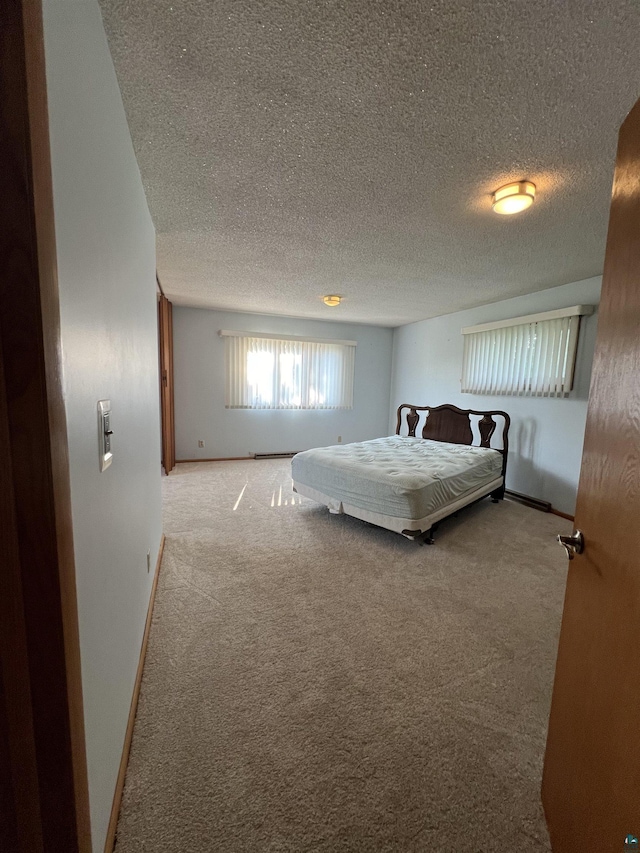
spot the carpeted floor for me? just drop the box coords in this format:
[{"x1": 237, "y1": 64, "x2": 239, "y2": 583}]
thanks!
[{"x1": 114, "y1": 459, "x2": 570, "y2": 853}]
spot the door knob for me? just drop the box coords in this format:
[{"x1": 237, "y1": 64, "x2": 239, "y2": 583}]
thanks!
[{"x1": 557, "y1": 530, "x2": 584, "y2": 560}]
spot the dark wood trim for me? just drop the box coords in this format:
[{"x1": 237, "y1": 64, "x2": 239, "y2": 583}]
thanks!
[
  {"x1": 0, "y1": 0, "x2": 92, "y2": 849},
  {"x1": 104, "y1": 535, "x2": 165, "y2": 853},
  {"x1": 158, "y1": 295, "x2": 176, "y2": 474},
  {"x1": 0, "y1": 309, "x2": 42, "y2": 852},
  {"x1": 551, "y1": 507, "x2": 575, "y2": 522},
  {"x1": 26, "y1": 0, "x2": 92, "y2": 842},
  {"x1": 169, "y1": 301, "x2": 175, "y2": 466}
]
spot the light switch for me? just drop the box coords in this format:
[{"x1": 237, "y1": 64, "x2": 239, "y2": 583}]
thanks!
[{"x1": 98, "y1": 400, "x2": 113, "y2": 472}]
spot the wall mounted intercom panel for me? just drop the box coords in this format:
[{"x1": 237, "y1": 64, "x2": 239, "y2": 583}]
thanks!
[{"x1": 98, "y1": 400, "x2": 113, "y2": 472}]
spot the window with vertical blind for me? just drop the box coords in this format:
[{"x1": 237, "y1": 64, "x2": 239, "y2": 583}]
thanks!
[
  {"x1": 221, "y1": 330, "x2": 356, "y2": 409},
  {"x1": 461, "y1": 305, "x2": 594, "y2": 397}
]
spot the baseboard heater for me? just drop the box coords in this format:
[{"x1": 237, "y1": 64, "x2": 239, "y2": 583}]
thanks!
[
  {"x1": 504, "y1": 489, "x2": 551, "y2": 513},
  {"x1": 252, "y1": 451, "x2": 300, "y2": 459}
]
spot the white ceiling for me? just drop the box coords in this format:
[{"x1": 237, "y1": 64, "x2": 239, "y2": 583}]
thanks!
[{"x1": 99, "y1": 0, "x2": 640, "y2": 327}]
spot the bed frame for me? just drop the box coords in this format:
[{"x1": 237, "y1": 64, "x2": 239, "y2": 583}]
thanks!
[
  {"x1": 293, "y1": 403, "x2": 511, "y2": 544},
  {"x1": 394, "y1": 403, "x2": 510, "y2": 541}
]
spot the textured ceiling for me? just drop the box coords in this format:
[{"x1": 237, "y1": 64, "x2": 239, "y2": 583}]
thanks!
[{"x1": 99, "y1": 0, "x2": 640, "y2": 327}]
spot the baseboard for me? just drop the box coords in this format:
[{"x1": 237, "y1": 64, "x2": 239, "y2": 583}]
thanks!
[
  {"x1": 104, "y1": 534, "x2": 165, "y2": 853},
  {"x1": 176, "y1": 456, "x2": 253, "y2": 463},
  {"x1": 505, "y1": 489, "x2": 575, "y2": 522},
  {"x1": 505, "y1": 489, "x2": 551, "y2": 513},
  {"x1": 176, "y1": 455, "x2": 299, "y2": 463},
  {"x1": 550, "y1": 507, "x2": 575, "y2": 522},
  {"x1": 252, "y1": 451, "x2": 299, "y2": 459}
]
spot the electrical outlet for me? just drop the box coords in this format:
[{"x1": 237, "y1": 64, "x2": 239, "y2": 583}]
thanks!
[
  {"x1": 198, "y1": 440, "x2": 205, "y2": 448},
  {"x1": 146, "y1": 549, "x2": 151, "y2": 573},
  {"x1": 337, "y1": 435, "x2": 342, "y2": 443}
]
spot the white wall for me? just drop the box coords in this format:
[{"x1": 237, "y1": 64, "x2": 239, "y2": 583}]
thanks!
[
  {"x1": 390, "y1": 277, "x2": 601, "y2": 515},
  {"x1": 173, "y1": 307, "x2": 394, "y2": 459},
  {"x1": 43, "y1": 1, "x2": 163, "y2": 849}
]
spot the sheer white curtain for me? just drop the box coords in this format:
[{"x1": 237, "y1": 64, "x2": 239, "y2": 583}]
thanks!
[
  {"x1": 224, "y1": 333, "x2": 355, "y2": 409},
  {"x1": 461, "y1": 315, "x2": 581, "y2": 397}
]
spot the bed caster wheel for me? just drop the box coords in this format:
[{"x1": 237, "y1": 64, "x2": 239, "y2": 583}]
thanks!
[
  {"x1": 424, "y1": 536, "x2": 434, "y2": 545},
  {"x1": 491, "y1": 498, "x2": 499, "y2": 503}
]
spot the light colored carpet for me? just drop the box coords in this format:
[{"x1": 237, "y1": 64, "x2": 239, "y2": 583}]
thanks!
[{"x1": 114, "y1": 459, "x2": 570, "y2": 852}]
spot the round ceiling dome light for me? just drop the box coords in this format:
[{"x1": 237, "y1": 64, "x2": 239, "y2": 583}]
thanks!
[
  {"x1": 492, "y1": 181, "x2": 536, "y2": 215},
  {"x1": 323, "y1": 295, "x2": 342, "y2": 307}
]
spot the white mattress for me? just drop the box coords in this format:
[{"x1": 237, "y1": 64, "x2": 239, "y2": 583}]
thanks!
[{"x1": 291, "y1": 436, "x2": 503, "y2": 521}]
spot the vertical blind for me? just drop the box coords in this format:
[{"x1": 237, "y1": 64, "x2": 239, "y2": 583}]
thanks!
[
  {"x1": 461, "y1": 309, "x2": 591, "y2": 397},
  {"x1": 222, "y1": 332, "x2": 356, "y2": 409}
]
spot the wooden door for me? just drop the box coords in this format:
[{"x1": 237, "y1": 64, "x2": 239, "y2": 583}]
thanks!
[
  {"x1": 542, "y1": 98, "x2": 640, "y2": 851},
  {"x1": 158, "y1": 294, "x2": 176, "y2": 473},
  {"x1": 0, "y1": 0, "x2": 91, "y2": 849}
]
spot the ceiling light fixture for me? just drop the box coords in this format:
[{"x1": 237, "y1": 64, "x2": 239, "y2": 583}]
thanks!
[
  {"x1": 492, "y1": 181, "x2": 536, "y2": 215},
  {"x1": 323, "y1": 295, "x2": 342, "y2": 307}
]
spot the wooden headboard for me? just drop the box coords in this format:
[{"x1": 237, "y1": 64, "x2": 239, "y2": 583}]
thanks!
[{"x1": 395, "y1": 403, "x2": 511, "y2": 479}]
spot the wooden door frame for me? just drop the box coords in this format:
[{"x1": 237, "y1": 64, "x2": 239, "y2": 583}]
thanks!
[
  {"x1": 158, "y1": 292, "x2": 175, "y2": 474},
  {"x1": 0, "y1": 0, "x2": 91, "y2": 849}
]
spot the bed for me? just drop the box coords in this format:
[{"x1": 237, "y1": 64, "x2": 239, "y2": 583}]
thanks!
[{"x1": 291, "y1": 403, "x2": 510, "y2": 542}]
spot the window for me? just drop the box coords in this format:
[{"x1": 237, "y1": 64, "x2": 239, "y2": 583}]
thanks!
[
  {"x1": 221, "y1": 330, "x2": 356, "y2": 409},
  {"x1": 461, "y1": 305, "x2": 594, "y2": 397}
]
